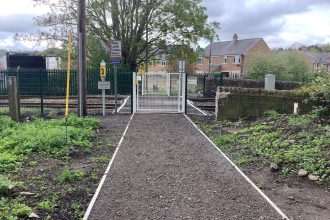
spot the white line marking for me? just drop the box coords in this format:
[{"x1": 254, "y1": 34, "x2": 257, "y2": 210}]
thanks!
[
  {"x1": 83, "y1": 113, "x2": 135, "y2": 220},
  {"x1": 187, "y1": 100, "x2": 209, "y2": 116},
  {"x1": 116, "y1": 96, "x2": 130, "y2": 113},
  {"x1": 183, "y1": 114, "x2": 289, "y2": 220}
]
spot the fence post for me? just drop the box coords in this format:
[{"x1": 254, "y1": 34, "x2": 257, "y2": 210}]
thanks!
[
  {"x1": 203, "y1": 75, "x2": 206, "y2": 97},
  {"x1": 7, "y1": 76, "x2": 20, "y2": 122},
  {"x1": 39, "y1": 69, "x2": 44, "y2": 116}
]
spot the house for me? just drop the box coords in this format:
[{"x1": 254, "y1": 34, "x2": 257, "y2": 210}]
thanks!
[
  {"x1": 195, "y1": 34, "x2": 270, "y2": 77},
  {"x1": 300, "y1": 51, "x2": 330, "y2": 73}
]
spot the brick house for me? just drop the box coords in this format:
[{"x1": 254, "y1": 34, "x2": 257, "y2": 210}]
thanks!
[
  {"x1": 300, "y1": 51, "x2": 330, "y2": 73},
  {"x1": 195, "y1": 34, "x2": 270, "y2": 77}
]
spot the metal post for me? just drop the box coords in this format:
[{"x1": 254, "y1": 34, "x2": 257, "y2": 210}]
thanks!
[
  {"x1": 39, "y1": 69, "x2": 44, "y2": 116},
  {"x1": 7, "y1": 76, "x2": 20, "y2": 122},
  {"x1": 185, "y1": 73, "x2": 188, "y2": 114},
  {"x1": 178, "y1": 73, "x2": 181, "y2": 112},
  {"x1": 203, "y1": 75, "x2": 206, "y2": 97},
  {"x1": 78, "y1": 0, "x2": 87, "y2": 117},
  {"x1": 133, "y1": 72, "x2": 137, "y2": 113},
  {"x1": 114, "y1": 64, "x2": 118, "y2": 114},
  {"x1": 182, "y1": 73, "x2": 186, "y2": 113},
  {"x1": 102, "y1": 89, "x2": 105, "y2": 116}
]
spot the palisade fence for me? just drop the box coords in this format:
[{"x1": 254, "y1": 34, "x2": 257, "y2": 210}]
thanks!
[
  {"x1": 0, "y1": 67, "x2": 133, "y2": 96},
  {"x1": 0, "y1": 67, "x2": 133, "y2": 116}
]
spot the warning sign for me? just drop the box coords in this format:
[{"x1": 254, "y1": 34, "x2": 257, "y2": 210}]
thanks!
[{"x1": 110, "y1": 40, "x2": 122, "y2": 58}]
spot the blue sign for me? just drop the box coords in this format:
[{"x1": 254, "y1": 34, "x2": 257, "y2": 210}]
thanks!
[{"x1": 111, "y1": 58, "x2": 121, "y2": 64}]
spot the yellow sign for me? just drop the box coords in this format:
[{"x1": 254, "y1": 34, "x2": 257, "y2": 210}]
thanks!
[
  {"x1": 138, "y1": 64, "x2": 146, "y2": 75},
  {"x1": 100, "y1": 60, "x2": 106, "y2": 78}
]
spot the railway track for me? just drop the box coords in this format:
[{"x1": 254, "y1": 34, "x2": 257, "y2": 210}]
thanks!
[{"x1": 0, "y1": 102, "x2": 120, "y2": 109}]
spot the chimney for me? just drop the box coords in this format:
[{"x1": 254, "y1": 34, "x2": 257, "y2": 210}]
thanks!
[{"x1": 233, "y1": 33, "x2": 238, "y2": 42}]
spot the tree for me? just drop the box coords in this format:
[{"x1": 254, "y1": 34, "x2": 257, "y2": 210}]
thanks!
[
  {"x1": 245, "y1": 51, "x2": 312, "y2": 82},
  {"x1": 25, "y1": 0, "x2": 216, "y2": 69}
]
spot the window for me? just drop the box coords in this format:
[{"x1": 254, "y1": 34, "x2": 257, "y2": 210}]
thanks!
[
  {"x1": 234, "y1": 55, "x2": 241, "y2": 64},
  {"x1": 198, "y1": 57, "x2": 203, "y2": 65},
  {"x1": 160, "y1": 60, "x2": 166, "y2": 66},
  {"x1": 222, "y1": 56, "x2": 227, "y2": 64}
]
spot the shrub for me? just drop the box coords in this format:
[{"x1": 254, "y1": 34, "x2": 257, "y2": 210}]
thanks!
[{"x1": 297, "y1": 73, "x2": 330, "y2": 117}]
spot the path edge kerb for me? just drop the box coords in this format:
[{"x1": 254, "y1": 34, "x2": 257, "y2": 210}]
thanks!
[
  {"x1": 83, "y1": 113, "x2": 135, "y2": 220},
  {"x1": 183, "y1": 114, "x2": 289, "y2": 220}
]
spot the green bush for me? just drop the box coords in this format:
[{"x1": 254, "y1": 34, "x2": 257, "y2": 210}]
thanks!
[
  {"x1": 245, "y1": 51, "x2": 312, "y2": 82},
  {"x1": 297, "y1": 73, "x2": 330, "y2": 117}
]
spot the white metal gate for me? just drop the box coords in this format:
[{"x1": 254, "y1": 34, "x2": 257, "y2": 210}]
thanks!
[{"x1": 133, "y1": 72, "x2": 186, "y2": 113}]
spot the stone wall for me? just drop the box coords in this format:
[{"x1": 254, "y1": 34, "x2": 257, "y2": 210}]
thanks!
[
  {"x1": 216, "y1": 87, "x2": 312, "y2": 121},
  {"x1": 187, "y1": 76, "x2": 303, "y2": 97}
]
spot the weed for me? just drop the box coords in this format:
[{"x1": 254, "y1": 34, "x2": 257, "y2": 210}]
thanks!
[
  {"x1": 58, "y1": 167, "x2": 85, "y2": 183},
  {"x1": 71, "y1": 202, "x2": 83, "y2": 219},
  {"x1": 234, "y1": 156, "x2": 254, "y2": 165},
  {"x1": 91, "y1": 156, "x2": 111, "y2": 164},
  {"x1": 256, "y1": 181, "x2": 265, "y2": 189},
  {"x1": 37, "y1": 198, "x2": 57, "y2": 212},
  {"x1": 0, "y1": 115, "x2": 100, "y2": 173},
  {"x1": 12, "y1": 203, "x2": 32, "y2": 217},
  {"x1": 288, "y1": 115, "x2": 313, "y2": 126},
  {"x1": 0, "y1": 175, "x2": 16, "y2": 195},
  {"x1": 264, "y1": 109, "x2": 280, "y2": 117}
]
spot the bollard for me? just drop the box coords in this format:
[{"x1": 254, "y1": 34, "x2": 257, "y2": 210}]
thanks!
[{"x1": 7, "y1": 76, "x2": 20, "y2": 122}]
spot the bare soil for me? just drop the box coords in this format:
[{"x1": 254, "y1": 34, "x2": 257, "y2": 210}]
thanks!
[
  {"x1": 10, "y1": 114, "x2": 131, "y2": 219},
  {"x1": 190, "y1": 114, "x2": 330, "y2": 220}
]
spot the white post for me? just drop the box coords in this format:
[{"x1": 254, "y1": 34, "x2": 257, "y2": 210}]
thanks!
[
  {"x1": 133, "y1": 72, "x2": 137, "y2": 113},
  {"x1": 178, "y1": 73, "x2": 181, "y2": 112},
  {"x1": 142, "y1": 74, "x2": 145, "y2": 95},
  {"x1": 102, "y1": 89, "x2": 105, "y2": 116},
  {"x1": 181, "y1": 73, "x2": 186, "y2": 113},
  {"x1": 167, "y1": 73, "x2": 170, "y2": 96}
]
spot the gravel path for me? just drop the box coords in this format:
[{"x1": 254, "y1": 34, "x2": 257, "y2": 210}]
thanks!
[{"x1": 87, "y1": 114, "x2": 284, "y2": 219}]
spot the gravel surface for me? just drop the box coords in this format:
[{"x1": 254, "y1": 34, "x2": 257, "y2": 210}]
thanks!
[{"x1": 88, "y1": 114, "x2": 284, "y2": 219}]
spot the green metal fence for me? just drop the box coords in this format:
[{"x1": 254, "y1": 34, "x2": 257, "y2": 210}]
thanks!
[{"x1": 0, "y1": 67, "x2": 133, "y2": 96}]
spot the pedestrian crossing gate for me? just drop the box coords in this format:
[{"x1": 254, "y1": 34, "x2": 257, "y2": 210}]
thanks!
[{"x1": 133, "y1": 72, "x2": 186, "y2": 113}]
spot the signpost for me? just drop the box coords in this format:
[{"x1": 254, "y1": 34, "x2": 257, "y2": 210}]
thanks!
[
  {"x1": 110, "y1": 40, "x2": 122, "y2": 114},
  {"x1": 99, "y1": 60, "x2": 110, "y2": 116}
]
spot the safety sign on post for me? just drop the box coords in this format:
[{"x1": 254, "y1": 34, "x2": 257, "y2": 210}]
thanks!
[
  {"x1": 110, "y1": 39, "x2": 122, "y2": 114},
  {"x1": 99, "y1": 60, "x2": 110, "y2": 116},
  {"x1": 100, "y1": 60, "x2": 106, "y2": 80}
]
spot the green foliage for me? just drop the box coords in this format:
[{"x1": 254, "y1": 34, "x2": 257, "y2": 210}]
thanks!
[
  {"x1": 58, "y1": 167, "x2": 85, "y2": 183},
  {"x1": 31, "y1": 0, "x2": 217, "y2": 69},
  {"x1": 288, "y1": 115, "x2": 314, "y2": 126},
  {"x1": 0, "y1": 197, "x2": 32, "y2": 219},
  {"x1": 37, "y1": 198, "x2": 57, "y2": 212},
  {"x1": 11, "y1": 203, "x2": 32, "y2": 217},
  {"x1": 0, "y1": 115, "x2": 100, "y2": 173},
  {"x1": 264, "y1": 110, "x2": 280, "y2": 117},
  {"x1": 200, "y1": 114, "x2": 330, "y2": 179},
  {"x1": 245, "y1": 51, "x2": 312, "y2": 82},
  {"x1": 297, "y1": 73, "x2": 330, "y2": 117},
  {"x1": 0, "y1": 176, "x2": 16, "y2": 195}
]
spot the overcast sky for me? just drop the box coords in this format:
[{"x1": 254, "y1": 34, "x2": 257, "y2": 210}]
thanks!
[{"x1": 0, "y1": 0, "x2": 329, "y2": 51}]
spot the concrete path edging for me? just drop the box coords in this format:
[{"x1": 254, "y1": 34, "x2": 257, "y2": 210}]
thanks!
[
  {"x1": 183, "y1": 114, "x2": 289, "y2": 220},
  {"x1": 83, "y1": 113, "x2": 135, "y2": 220}
]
